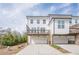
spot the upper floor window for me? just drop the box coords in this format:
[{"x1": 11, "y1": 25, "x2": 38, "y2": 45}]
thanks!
[
  {"x1": 34, "y1": 27, "x2": 36, "y2": 32},
  {"x1": 43, "y1": 19, "x2": 46, "y2": 24},
  {"x1": 41, "y1": 27, "x2": 45, "y2": 32},
  {"x1": 37, "y1": 27, "x2": 40, "y2": 33},
  {"x1": 30, "y1": 19, "x2": 33, "y2": 24},
  {"x1": 31, "y1": 27, "x2": 34, "y2": 33},
  {"x1": 31, "y1": 27, "x2": 36, "y2": 33},
  {"x1": 37, "y1": 20, "x2": 40, "y2": 24},
  {"x1": 58, "y1": 20, "x2": 65, "y2": 29},
  {"x1": 75, "y1": 19, "x2": 78, "y2": 24},
  {"x1": 69, "y1": 19, "x2": 72, "y2": 24}
]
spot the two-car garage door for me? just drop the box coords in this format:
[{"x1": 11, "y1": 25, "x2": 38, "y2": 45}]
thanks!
[
  {"x1": 53, "y1": 36, "x2": 75, "y2": 44},
  {"x1": 29, "y1": 36, "x2": 48, "y2": 44},
  {"x1": 53, "y1": 36, "x2": 68, "y2": 44}
]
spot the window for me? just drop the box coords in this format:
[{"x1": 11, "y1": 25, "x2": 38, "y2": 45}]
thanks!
[
  {"x1": 43, "y1": 19, "x2": 46, "y2": 24},
  {"x1": 41, "y1": 27, "x2": 45, "y2": 32},
  {"x1": 37, "y1": 27, "x2": 39, "y2": 33},
  {"x1": 69, "y1": 19, "x2": 72, "y2": 24},
  {"x1": 37, "y1": 20, "x2": 40, "y2": 24},
  {"x1": 34, "y1": 27, "x2": 36, "y2": 33},
  {"x1": 31, "y1": 27, "x2": 34, "y2": 33},
  {"x1": 30, "y1": 19, "x2": 33, "y2": 24},
  {"x1": 75, "y1": 19, "x2": 77, "y2": 24},
  {"x1": 58, "y1": 20, "x2": 61, "y2": 29},
  {"x1": 31, "y1": 27, "x2": 36, "y2": 33},
  {"x1": 62, "y1": 21, "x2": 65, "y2": 28},
  {"x1": 42, "y1": 27, "x2": 45, "y2": 32},
  {"x1": 58, "y1": 20, "x2": 65, "y2": 29}
]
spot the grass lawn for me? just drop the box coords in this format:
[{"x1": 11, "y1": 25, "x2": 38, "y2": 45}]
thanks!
[
  {"x1": 51, "y1": 44, "x2": 70, "y2": 53},
  {"x1": 0, "y1": 43, "x2": 27, "y2": 55}
]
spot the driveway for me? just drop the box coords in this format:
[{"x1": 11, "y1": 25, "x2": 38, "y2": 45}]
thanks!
[
  {"x1": 17, "y1": 44, "x2": 63, "y2": 55},
  {"x1": 58, "y1": 44, "x2": 79, "y2": 54}
]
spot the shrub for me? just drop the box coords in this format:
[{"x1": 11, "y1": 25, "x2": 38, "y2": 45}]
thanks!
[{"x1": 0, "y1": 31, "x2": 28, "y2": 46}]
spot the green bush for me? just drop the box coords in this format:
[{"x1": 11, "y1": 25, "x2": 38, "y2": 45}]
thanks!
[
  {"x1": 52, "y1": 44, "x2": 60, "y2": 49},
  {"x1": 21, "y1": 33, "x2": 28, "y2": 43},
  {"x1": 0, "y1": 31, "x2": 28, "y2": 46},
  {"x1": 2, "y1": 39, "x2": 16, "y2": 46}
]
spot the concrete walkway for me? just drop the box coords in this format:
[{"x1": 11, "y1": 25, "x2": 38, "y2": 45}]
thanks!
[
  {"x1": 17, "y1": 44, "x2": 63, "y2": 55},
  {"x1": 58, "y1": 44, "x2": 79, "y2": 55}
]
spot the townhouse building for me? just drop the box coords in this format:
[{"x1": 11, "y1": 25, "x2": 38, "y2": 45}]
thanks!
[{"x1": 26, "y1": 14, "x2": 79, "y2": 45}]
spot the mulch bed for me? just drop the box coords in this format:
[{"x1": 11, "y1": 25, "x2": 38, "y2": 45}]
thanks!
[{"x1": 0, "y1": 43, "x2": 27, "y2": 55}]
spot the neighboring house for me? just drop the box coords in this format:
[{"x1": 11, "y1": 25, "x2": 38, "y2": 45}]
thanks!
[{"x1": 26, "y1": 14, "x2": 79, "y2": 45}]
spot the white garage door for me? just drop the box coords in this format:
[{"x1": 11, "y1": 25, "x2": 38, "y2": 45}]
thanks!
[
  {"x1": 30, "y1": 36, "x2": 48, "y2": 44},
  {"x1": 53, "y1": 36, "x2": 68, "y2": 44}
]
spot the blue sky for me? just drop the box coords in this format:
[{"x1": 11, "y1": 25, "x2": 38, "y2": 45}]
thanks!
[{"x1": 0, "y1": 3, "x2": 79, "y2": 33}]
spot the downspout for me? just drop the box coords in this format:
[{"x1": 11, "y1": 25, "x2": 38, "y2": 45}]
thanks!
[{"x1": 53, "y1": 18, "x2": 55, "y2": 36}]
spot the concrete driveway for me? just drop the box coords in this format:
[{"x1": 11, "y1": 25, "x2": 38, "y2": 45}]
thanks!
[
  {"x1": 17, "y1": 44, "x2": 63, "y2": 55},
  {"x1": 58, "y1": 44, "x2": 79, "y2": 54}
]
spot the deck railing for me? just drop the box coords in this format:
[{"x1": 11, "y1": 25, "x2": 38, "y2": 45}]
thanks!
[{"x1": 27, "y1": 30, "x2": 50, "y2": 35}]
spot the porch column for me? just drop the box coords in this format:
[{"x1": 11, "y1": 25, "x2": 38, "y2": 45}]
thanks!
[
  {"x1": 49, "y1": 33, "x2": 52, "y2": 45},
  {"x1": 27, "y1": 36, "x2": 30, "y2": 45}
]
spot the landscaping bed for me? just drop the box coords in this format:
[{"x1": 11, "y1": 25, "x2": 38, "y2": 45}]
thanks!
[
  {"x1": 0, "y1": 43, "x2": 27, "y2": 55},
  {"x1": 52, "y1": 44, "x2": 70, "y2": 53}
]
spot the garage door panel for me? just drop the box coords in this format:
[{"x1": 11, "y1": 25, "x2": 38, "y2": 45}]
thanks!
[
  {"x1": 30, "y1": 36, "x2": 48, "y2": 44},
  {"x1": 53, "y1": 36, "x2": 68, "y2": 44}
]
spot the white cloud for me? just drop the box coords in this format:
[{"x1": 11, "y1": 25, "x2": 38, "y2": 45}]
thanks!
[
  {"x1": 49, "y1": 3, "x2": 71, "y2": 14},
  {"x1": 77, "y1": 4, "x2": 79, "y2": 16},
  {"x1": 61, "y1": 8, "x2": 72, "y2": 14},
  {"x1": 50, "y1": 6, "x2": 56, "y2": 12},
  {"x1": 0, "y1": 3, "x2": 38, "y2": 33},
  {"x1": 58, "y1": 3, "x2": 71, "y2": 9}
]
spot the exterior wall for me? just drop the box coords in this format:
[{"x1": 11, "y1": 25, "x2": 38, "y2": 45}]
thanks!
[
  {"x1": 27, "y1": 16, "x2": 49, "y2": 30},
  {"x1": 27, "y1": 15, "x2": 79, "y2": 35},
  {"x1": 54, "y1": 19, "x2": 70, "y2": 34},
  {"x1": 26, "y1": 15, "x2": 79, "y2": 44},
  {"x1": 70, "y1": 16, "x2": 79, "y2": 26}
]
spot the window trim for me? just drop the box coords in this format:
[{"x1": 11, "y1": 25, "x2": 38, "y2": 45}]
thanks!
[
  {"x1": 37, "y1": 20, "x2": 40, "y2": 24},
  {"x1": 75, "y1": 19, "x2": 77, "y2": 24},
  {"x1": 43, "y1": 19, "x2": 46, "y2": 24},
  {"x1": 69, "y1": 19, "x2": 72, "y2": 24},
  {"x1": 58, "y1": 20, "x2": 65, "y2": 29},
  {"x1": 30, "y1": 19, "x2": 33, "y2": 24}
]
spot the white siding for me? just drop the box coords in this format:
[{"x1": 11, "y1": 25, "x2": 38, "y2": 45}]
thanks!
[
  {"x1": 54, "y1": 19, "x2": 69, "y2": 34},
  {"x1": 26, "y1": 15, "x2": 79, "y2": 35},
  {"x1": 27, "y1": 16, "x2": 49, "y2": 30}
]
